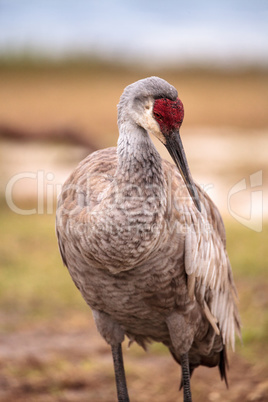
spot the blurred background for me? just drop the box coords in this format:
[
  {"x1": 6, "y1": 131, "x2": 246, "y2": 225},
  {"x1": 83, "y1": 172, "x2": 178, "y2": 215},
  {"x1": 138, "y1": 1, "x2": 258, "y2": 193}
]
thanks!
[{"x1": 0, "y1": 1, "x2": 268, "y2": 401}]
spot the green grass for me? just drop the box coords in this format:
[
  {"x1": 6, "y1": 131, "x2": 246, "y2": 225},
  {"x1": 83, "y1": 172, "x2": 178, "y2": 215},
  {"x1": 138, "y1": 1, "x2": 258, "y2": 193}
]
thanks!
[
  {"x1": 0, "y1": 201, "x2": 267, "y2": 368},
  {"x1": 226, "y1": 223, "x2": 268, "y2": 278},
  {"x1": 0, "y1": 200, "x2": 87, "y2": 331},
  {"x1": 226, "y1": 222, "x2": 268, "y2": 363}
]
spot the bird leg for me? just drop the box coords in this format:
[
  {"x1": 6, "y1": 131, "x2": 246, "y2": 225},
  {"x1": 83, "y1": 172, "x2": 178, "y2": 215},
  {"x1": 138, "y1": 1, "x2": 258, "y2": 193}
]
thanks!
[
  {"x1": 111, "y1": 343, "x2": 130, "y2": 402},
  {"x1": 181, "y1": 352, "x2": 192, "y2": 402}
]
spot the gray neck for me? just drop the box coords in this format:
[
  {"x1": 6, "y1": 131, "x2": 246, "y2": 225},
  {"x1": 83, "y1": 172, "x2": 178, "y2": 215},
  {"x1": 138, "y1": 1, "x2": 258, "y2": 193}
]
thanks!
[
  {"x1": 90, "y1": 119, "x2": 168, "y2": 272},
  {"x1": 116, "y1": 121, "x2": 165, "y2": 187}
]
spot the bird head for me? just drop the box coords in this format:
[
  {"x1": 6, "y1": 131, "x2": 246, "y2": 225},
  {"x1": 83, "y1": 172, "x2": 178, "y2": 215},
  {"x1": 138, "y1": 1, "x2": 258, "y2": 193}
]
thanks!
[{"x1": 118, "y1": 76, "x2": 201, "y2": 212}]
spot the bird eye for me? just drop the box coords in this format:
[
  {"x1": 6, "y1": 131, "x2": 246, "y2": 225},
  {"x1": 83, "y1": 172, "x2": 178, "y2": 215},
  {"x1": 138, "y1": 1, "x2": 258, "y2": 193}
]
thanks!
[{"x1": 154, "y1": 112, "x2": 162, "y2": 120}]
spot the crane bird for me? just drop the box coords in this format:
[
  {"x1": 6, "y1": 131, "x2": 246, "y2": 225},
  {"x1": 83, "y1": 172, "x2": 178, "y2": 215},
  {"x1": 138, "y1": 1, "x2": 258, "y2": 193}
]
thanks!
[{"x1": 56, "y1": 77, "x2": 240, "y2": 402}]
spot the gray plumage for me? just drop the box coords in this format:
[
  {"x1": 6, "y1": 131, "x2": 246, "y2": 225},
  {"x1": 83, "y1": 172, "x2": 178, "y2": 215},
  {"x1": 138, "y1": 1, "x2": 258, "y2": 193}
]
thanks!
[{"x1": 56, "y1": 77, "x2": 241, "y2": 400}]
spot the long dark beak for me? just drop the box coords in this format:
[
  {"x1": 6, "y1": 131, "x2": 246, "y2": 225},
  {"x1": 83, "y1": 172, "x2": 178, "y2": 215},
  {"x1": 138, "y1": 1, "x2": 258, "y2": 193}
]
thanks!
[{"x1": 164, "y1": 131, "x2": 201, "y2": 212}]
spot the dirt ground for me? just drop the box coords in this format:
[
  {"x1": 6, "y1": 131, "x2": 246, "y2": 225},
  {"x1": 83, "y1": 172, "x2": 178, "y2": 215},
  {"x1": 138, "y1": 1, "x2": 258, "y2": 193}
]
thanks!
[{"x1": 0, "y1": 314, "x2": 267, "y2": 402}]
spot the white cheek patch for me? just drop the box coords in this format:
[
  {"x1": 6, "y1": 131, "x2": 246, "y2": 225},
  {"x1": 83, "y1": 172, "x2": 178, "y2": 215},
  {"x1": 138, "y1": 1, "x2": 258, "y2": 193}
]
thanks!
[{"x1": 140, "y1": 100, "x2": 166, "y2": 145}]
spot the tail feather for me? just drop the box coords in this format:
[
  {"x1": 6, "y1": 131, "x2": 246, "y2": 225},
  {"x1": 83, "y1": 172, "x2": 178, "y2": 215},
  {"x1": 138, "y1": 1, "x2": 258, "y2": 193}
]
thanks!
[
  {"x1": 169, "y1": 345, "x2": 229, "y2": 390},
  {"x1": 219, "y1": 346, "x2": 229, "y2": 388},
  {"x1": 169, "y1": 346, "x2": 229, "y2": 390}
]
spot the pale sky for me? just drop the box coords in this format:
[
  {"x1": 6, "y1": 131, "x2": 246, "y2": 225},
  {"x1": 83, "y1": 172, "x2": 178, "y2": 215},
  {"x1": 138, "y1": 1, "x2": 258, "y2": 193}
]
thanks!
[{"x1": 0, "y1": 0, "x2": 267, "y2": 67}]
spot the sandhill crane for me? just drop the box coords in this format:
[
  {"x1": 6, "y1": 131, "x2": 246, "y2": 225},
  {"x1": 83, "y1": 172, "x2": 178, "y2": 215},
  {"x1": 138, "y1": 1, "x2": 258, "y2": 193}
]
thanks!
[{"x1": 56, "y1": 77, "x2": 240, "y2": 402}]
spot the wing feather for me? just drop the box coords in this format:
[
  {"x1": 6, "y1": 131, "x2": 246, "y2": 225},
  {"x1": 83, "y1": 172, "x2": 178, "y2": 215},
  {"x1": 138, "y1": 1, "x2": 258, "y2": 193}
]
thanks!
[{"x1": 180, "y1": 183, "x2": 241, "y2": 349}]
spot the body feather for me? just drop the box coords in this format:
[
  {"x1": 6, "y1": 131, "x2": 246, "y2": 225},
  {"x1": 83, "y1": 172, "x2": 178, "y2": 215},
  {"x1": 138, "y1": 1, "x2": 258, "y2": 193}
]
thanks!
[{"x1": 56, "y1": 147, "x2": 240, "y2": 379}]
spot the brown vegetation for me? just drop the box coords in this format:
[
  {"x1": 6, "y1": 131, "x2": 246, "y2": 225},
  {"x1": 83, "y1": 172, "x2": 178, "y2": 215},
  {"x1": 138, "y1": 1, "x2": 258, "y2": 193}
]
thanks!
[{"x1": 0, "y1": 64, "x2": 267, "y2": 149}]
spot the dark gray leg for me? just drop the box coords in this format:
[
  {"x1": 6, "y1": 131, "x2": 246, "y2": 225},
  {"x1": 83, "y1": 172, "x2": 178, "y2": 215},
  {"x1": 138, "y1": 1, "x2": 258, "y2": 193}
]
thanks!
[
  {"x1": 181, "y1": 352, "x2": 192, "y2": 402},
  {"x1": 111, "y1": 343, "x2": 130, "y2": 402}
]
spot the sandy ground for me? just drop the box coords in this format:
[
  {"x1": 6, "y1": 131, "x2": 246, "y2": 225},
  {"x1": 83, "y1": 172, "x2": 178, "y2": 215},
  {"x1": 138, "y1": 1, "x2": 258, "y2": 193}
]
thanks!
[
  {"x1": 0, "y1": 315, "x2": 267, "y2": 402},
  {"x1": 1, "y1": 127, "x2": 267, "y2": 223}
]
